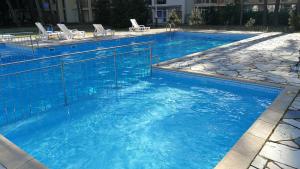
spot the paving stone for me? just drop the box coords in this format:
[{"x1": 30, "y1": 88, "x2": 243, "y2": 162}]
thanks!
[
  {"x1": 249, "y1": 166, "x2": 258, "y2": 169},
  {"x1": 275, "y1": 162, "x2": 296, "y2": 169},
  {"x1": 260, "y1": 142, "x2": 300, "y2": 168},
  {"x1": 282, "y1": 119, "x2": 300, "y2": 129},
  {"x1": 269, "y1": 124, "x2": 300, "y2": 142},
  {"x1": 266, "y1": 76, "x2": 287, "y2": 83},
  {"x1": 266, "y1": 162, "x2": 281, "y2": 169},
  {"x1": 284, "y1": 110, "x2": 300, "y2": 119},
  {"x1": 295, "y1": 137, "x2": 300, "y2": 146},
  {"x1": 0, "y1": 164, "x2": 5, "y2": 169},
  {"x1": 290, "y1": 100, "x2": 300, "y2": 110},
  {"x1": 190, "y1": 65, "x2": 206, "y2": 71},
  {"x1": 278, "y1": 140, "x2": 299, "y2": 148},
  {"x1": 252, "y1": 155, "x2": 267, "y2": 169},
  {"x1": 255, "y1": 64, "x2": 276, "y2": 71}
]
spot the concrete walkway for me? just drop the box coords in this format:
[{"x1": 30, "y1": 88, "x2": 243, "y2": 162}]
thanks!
[
  {"x1": 158, "y1": 32, "x2": 300, "y2": 86},
  {"x1": 249, "y1": 96, "x2": 300, "y2": 169}
]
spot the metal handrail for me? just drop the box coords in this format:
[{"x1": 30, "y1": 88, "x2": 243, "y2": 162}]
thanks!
[
  {"x1": 0, "y1": 48, "x2": 151, "y2": 77},
  {"x1": 0, "y1": 41, "x2": 154, "y2": 67},
  {"x1": 3, "y1": 34, "x2": 39, "y2": 56},
  {"x1": 166, "y1": 23, "x2": 176, "y2": 32},
  {"x1": 0, "y1": 41, "x2": 154, "y2": 124}
]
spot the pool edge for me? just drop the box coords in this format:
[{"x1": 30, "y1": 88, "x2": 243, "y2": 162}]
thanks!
[
  {"x1": 153, "y1": 67, "x2": 299, "y2": 169},
  {"x1": 0, "y1": 135, "x2": 46, "y2": 169}
]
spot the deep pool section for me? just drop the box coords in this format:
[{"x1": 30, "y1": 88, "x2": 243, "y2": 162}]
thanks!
[
  {"x1": 1, "y1": 32, "x2": 254, "y2": 63},
  {"x1": 0, "y1": 69, "x2": 279, "y2": 169},
  {"x1": 37, "y1": 32, "x2": 253, "y2": 62}
]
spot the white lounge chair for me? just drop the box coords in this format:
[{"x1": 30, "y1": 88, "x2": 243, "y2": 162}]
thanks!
[
  {"x1": 0, "y1": 34, "x2": 15, "y2": 41},
  {"x1": 35, "y1": 22, "x2": 60, "y2": 40},
  {"x1": 93, "y1": 24, "x2": 114, "y2": 37},
  {"x1": 129, "y1": 19, "x2": 150, "y2": 32},
  {"x1": 57, "y1": 24, "x2": 85, "y2": 40}
]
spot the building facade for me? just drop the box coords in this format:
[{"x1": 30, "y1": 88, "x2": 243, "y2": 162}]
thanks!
[
  {"x1": 2, "y1": 0, "x2": 298, "y2": 26},
  {"x1": 149, "y1": 0, "x2": 187, "y2": 24},
  {"x1": 56, "y1": 0, "x2": 97, "y2": 23}
]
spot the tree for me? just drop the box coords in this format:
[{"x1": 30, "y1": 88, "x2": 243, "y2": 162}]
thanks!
[
  {"x1": 288, "y1": 8, "x2": 300, "y2": 30},
  {"x1": 168, "y1": 9, "x2": 181, "y2": 26},
  {"x1": 95, "y1": 0, "x2": 111, "y2": 25},
  {"x1": 263, "y1": 0, "x2": 268, "y2": 26},
  {"x1": 34, "y1": 0, "x2": 44, "y2": 23},
  {"x1": 0, "y1": 1, "x2": 10, "y2": 25},
  {"x1": 5, "y1": 0, "x2": 20, "y2": 26},
  {"x1": 111, "y1": 0, "x2": 149, "y2": 28},
  {"x1": 128, "y1": 0, "x2": 149, "y2": 25},
  {"x1": 240, "y1": 0, "x2": 244, "y2": 25},
  {"x1": 297, "y1": 0, "x2": 300, "y2": 16},
  {"x1": 274, "y1": 0, "x2": 280, "y2": 26},
  {"x1": 76, "y1": 0, "x2": 83, "y2": 23},
  {"x1": 111, "y1": 0, "x2": 130, "y2": 27},
  {"x1": 189, "y1": 8, "x2": 204, "y2": 26}
]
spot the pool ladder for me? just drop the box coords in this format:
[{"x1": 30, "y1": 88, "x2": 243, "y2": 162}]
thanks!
[{"x1": 166, "y1": 23, "x2": 176, "y2": 32}]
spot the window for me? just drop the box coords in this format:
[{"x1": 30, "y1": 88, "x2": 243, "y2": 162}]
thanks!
[
  {"x1": 156, "y1": 9, "x2": 167, "y2": 22},
  {"x1": 157, "y1": 0, "x2": 166, "y2": 4}
]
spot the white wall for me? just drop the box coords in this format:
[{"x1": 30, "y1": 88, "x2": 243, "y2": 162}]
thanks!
[
  {"x1": 152, "y1": 0, "x2": 186, "y2": 24},
  {"x1": 64, "y1": 0, "x2": 79, "y2": 23}
]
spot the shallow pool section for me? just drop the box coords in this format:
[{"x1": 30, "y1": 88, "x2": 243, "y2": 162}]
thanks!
[{"x1": 0, "y1": 69, "x2": 279, "y2": 169}]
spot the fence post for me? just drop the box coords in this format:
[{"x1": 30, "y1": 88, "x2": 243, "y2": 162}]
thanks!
[
  {"x1": 60, "y1": 62, "x2": 68, "y2": 106},
  {"x1": 29, "y1": 35, "x2": 35, "y2": 56},
  {"x1": 114, "y1": 48, "x2": 118, "y2": 88},
  {"x1": 150, "y1": 45, "x2": 153, "y2": 76}
]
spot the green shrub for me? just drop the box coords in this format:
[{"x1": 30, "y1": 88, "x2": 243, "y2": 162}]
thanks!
[
  {"x1": 245, "y1": 18, "x2": 255, "y2": 27},
  {"x1": 168, "y1": 9, "x2": 181, "y2": 26},
  {"x1": 189, "y1": 8, "x2": 204, "y2": 26},
  {"x1": 288, "y1": 9, "x2": 300, "y2": 31}
]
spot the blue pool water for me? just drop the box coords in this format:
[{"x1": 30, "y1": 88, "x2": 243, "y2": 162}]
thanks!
[
  {"x1": 1, "y1": 32, "x2": 253, "y2": 63},
  {"x1": 0, "y1": 32, "x2": 278, "y2": 169},
  {"x1": 0, "y1": 69, "x2": 279, "y2": 169}
]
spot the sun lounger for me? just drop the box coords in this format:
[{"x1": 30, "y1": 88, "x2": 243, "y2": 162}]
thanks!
[
  {"x1": 129, "y1": 19, "x2": 150, "y2": 32},
  {"x1": 57, "y1": 24, "x2": 85, "y2": 40},
  {"x1": 93, "y1": 24, "x2": 114, "y2": 37},
  {"x1": 35, "y1": 22, "x2": 60, "y2": 40}
]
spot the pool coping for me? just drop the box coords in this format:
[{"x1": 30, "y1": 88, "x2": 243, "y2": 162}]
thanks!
[
  {"x1": 153, "y1": 67, "x2": 299, "y2": 169},
  {"x1": 0, "y1": 135, "x2": 46, "y2": 169},
  {"x1": 29, "y1": 29, "x2": 261, "y2": 49}
]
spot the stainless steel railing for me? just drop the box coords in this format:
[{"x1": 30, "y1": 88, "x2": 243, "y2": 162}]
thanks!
[
  {"x1": 1, "y1": 33, "x2": 39, "y2": 58},
  {"x1": 0, "y1": 41, "x2": 154, "y2": 126}
]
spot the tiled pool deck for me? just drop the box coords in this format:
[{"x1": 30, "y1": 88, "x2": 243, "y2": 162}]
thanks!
[{"x1": 1, "y1": 29, "x2": 300, "y2": 169}]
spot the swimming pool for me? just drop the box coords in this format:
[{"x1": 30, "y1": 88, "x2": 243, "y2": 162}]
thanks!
[
  {"x1": 0, "y1": 69, "x2": 279, "y2": 169},
  {"x1": 0, "y1": 32, "x2": 278, "y2": 169},
  {"x1": 1, "y1": 32, "x2": 254, "y2": 63}
]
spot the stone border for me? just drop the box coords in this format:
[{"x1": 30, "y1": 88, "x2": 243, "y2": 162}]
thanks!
[
  {"x1": 0, "y1": 135, "x2": 46, "y2": 169},
  {"x1": 215, "y1": 85, "x2": 299, "y2": 169},
  {"x1": 153, "y1": 67, "x2": 299, "y2": 169},
  {"x1": 35, "y1": 28, "x2": 261, "y2": 48},
  {"x1": 155, "y1": 32, "x2": 281, "y2": 68},
  {"x1": 153, "y1": 66, "x2": 284, "y2": 88}
]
